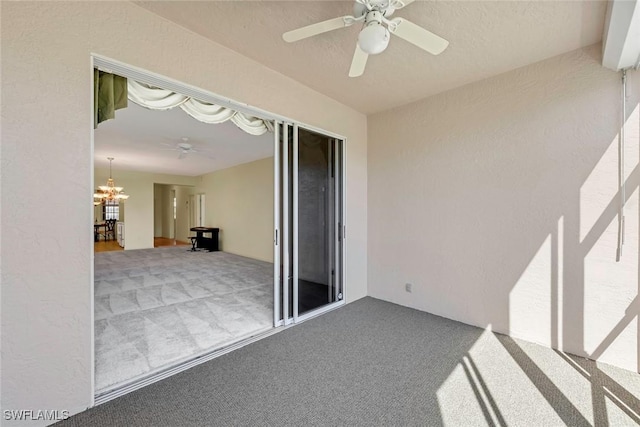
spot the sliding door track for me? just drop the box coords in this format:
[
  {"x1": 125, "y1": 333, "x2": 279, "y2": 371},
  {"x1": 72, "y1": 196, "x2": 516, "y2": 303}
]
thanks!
[
  {"x1": 94, "y1": 326, "x2": 279, "y2": 406},
  {"x1": 93, "y1": 299, "x2": 345, "y2": 406}
]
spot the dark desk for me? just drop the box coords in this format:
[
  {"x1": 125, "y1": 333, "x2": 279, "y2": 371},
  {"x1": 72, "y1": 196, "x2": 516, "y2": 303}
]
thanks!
[
  {"x1": 94, "y1": 222, "x2": 105, "y2": 242},
  {"x1": 190, "y1": 227, "x2": 219, "y2": 252}
]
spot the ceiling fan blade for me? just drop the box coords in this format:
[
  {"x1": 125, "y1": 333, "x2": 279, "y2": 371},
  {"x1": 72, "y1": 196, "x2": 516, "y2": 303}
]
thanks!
[
  {"x1": 283, "y1": 16, "x2": 353, "y2": 42},
  {"x1": 178, "y1": 151, "x2": 187, "y2": 160},
  {"x1": 391, "y1": 0, "x2": 416, "y2": 9},
  {"x1": 389, "y1": 18, "x2": 449, "y2": 55},
  {"x1": 349, "y1": 44, "x2": 369, "y2": 77},
  {"x1": 191, "y1": 148, "x2": 216, "y2": 160}
]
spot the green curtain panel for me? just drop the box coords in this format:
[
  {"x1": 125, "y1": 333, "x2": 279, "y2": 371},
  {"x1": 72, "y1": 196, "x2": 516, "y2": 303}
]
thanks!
[{"x1": 94, "y1": 69, "x2": 128, "y2": 128}]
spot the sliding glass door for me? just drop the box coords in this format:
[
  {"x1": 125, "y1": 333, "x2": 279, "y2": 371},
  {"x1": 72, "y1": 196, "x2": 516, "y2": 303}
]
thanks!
[{"x1": 276, "y1": 123, "x2": 344, "y2": 324}]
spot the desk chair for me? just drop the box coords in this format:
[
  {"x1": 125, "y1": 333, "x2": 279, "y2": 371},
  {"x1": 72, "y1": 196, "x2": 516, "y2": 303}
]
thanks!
[
  {"x1": 104, "y1": 219, "x2": 116, "y2": 241},
  {"x1": 188, "y1": 236, "x2": 199, "y2": 252}
]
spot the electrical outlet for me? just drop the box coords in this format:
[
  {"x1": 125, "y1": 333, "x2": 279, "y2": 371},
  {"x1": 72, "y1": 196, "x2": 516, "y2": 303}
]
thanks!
[{"x1": 405, "y1": 283, "x2": 412, "y2": 293}]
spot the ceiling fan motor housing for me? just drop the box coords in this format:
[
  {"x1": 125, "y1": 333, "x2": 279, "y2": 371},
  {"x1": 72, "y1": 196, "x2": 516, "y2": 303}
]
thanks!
[
  {"x1": 358, "y1": 11, "x2": 390, "y2": 55},
  {"x1": 354, "y1": 0, "x2": 395, "y2": 17}
]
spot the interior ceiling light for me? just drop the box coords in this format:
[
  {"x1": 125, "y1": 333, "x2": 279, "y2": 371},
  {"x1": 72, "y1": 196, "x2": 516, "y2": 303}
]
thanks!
[
  {"x1": 358, "y1": 21, "x2": 390, "y2": 55},
  {"x1": 94, "y1": 157, "x2": 129, "y2": 205}
]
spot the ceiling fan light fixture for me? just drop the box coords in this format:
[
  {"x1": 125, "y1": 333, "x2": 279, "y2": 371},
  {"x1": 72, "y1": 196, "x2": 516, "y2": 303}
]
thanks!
[
  {"x1": 358, "y1": 23, "x2": 390, "y2": 55},
  {"x1": 282, "y1": 0, "x2": 448, "y2": 76}
]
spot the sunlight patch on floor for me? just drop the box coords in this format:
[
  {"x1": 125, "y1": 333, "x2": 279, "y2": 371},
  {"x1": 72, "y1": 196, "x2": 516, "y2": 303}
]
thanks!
[{"x1": 437, "y1": 330, "x2": 592, "y2": 426}]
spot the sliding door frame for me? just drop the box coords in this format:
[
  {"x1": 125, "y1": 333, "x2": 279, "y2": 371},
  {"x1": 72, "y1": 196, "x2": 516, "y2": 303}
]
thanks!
[
  {"x1": 281, "y1": 123, "x2": 293, "y2": 326},
  {"x1": 292, "y1": 124, "x2": 300, "y2": 321},
  {"x1": 273, "y1": 123, "x2": 281, "y2": 327},
  {"x1": 290, "y1": 125, "x2": 346, "y2": 324},
  {"x1": 334, "y1": 138, "x2": 345, "y2": 302},
  {"x1": 90, "y1": 54, "x2": 347, "y2": 405}
]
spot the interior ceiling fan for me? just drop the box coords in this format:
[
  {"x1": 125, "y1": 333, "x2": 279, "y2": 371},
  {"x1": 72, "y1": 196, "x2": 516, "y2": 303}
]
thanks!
[
  {"x1": 162, "y1": 138, "x2": 214, "y2": 160},
  {"x1": 282, "y1": 0, "x2": 448, "y2": 77}
]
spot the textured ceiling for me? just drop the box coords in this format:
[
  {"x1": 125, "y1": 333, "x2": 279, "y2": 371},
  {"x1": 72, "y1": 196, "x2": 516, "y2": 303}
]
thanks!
[
  {"x1": 95, "y1": 102, "x2": 272, "y2": 176},
  {"x1": 135, "y1": 1, "x2": 607, "y2": 114}
]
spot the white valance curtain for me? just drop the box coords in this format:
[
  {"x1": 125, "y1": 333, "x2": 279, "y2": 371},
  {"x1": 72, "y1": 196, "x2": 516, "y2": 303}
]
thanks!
[{"x1": 127, "y1": 80, "x2": 273, "y2": 136}]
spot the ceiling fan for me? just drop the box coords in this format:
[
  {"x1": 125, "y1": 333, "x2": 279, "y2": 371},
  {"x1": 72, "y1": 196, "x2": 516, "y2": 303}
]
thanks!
[
  {"x1": 162, "y1": 138, "x2": 214, "y2": 160},
  {"x1": 282, "y1": 0, "x2": 448, "y2": 77}
]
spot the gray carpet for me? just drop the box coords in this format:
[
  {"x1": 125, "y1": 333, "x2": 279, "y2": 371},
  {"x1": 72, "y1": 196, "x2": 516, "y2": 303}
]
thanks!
[
  {"x1": 94, "y1": 247, "x2": 273, "y2": 392},
  {"x1": 65, "y1": 297, "x2": 640, "y2": 426}
]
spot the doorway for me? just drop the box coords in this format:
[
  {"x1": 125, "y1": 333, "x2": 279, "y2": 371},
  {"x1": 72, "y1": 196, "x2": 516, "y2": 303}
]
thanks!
[
  {"x1": 92, "y1": 56, "x2": 346, "y2": 403},
  {"x1": 171, "y1": 190, "x2": 176, "y2": 239},
  {"x1": 189, "y1": 193, "x2": 206, "y2": 229}
]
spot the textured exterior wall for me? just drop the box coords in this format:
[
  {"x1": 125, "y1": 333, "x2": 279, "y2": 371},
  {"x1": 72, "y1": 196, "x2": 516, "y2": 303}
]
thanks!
[
  {"x1": 1, "y1": 2, "x2": 367, "y2": 424},
  {"x1": 368, "y1": 45, "x2": 640, "y2": 372},
  {"x1": 195, "y1": 157, "x2": 274, "y2": 263}
]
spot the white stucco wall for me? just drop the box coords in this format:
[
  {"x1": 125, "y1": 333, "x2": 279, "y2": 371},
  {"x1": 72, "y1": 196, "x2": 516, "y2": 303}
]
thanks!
[
  {"x1": 368, "y1": 45, "x2": 640, "y2": 372},
  {"x1": 1, "y1": 2, "x2": 367, "y2": 424}
]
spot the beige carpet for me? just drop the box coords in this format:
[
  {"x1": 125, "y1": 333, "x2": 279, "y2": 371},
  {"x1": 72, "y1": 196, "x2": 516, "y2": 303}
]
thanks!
[{"x1": 94, "y1": 247, "x2": 273, "y2": 393}]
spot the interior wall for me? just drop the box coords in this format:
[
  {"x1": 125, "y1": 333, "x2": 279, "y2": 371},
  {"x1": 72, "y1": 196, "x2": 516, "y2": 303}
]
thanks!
[
  {"x1": 94, "y1": 168, "x2": 196, "y2": 250},
  {"x1": 368, "y1": 45, "x2": 640, "y2": 372},
  {"x1": 195, "y1": 157, "x2": 274, "y2": 262},
  {"x1": 1, "y1": 2, "x2": 367, "y2": 421}
]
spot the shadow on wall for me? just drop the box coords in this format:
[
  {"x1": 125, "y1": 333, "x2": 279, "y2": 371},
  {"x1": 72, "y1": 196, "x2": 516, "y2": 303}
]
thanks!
[
  {"x1": 474, "y1": 68, "x2": 640, "y2": 424},
  {"x1": 368, "y1": 46, "x2": 640, "y2": 424}
]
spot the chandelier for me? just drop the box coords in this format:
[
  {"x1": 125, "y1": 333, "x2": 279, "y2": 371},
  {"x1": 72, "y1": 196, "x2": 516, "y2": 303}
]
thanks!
[{"x1": 94, "y1": 157, "x2": 129, "y2": 205}]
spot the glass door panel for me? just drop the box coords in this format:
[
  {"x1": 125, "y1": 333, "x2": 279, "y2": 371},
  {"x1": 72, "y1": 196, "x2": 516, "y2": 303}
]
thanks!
[
  {"x1": 295, "y1": 127, "x2": 342, "y2": 316},
  {"x1": 278, "y1": 124, "x2": 344, "y2": 322}
]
